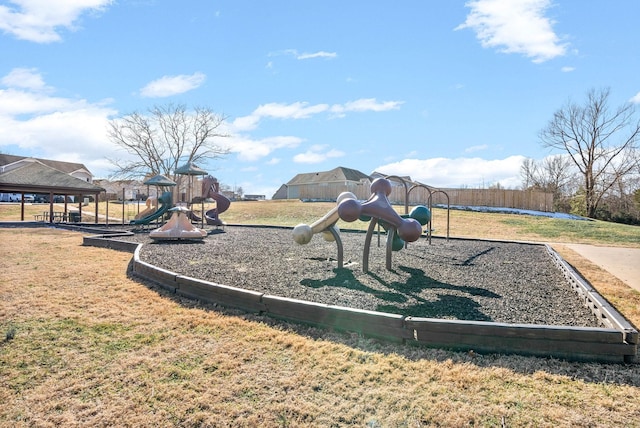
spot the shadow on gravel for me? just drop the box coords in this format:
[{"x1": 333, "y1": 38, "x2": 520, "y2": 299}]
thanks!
[
  {"x1": 300, "y1": 268, "x2": 407, "y2": 303},
  {"x1": 370, "y1": 266, "x2": 499, "y2": 321},
  {"x1": 457, "y1": 247, "x2": 495, "y2": 266},
  {"x1": 300, "y1": 264, "x2": 500, "y2": 321}
]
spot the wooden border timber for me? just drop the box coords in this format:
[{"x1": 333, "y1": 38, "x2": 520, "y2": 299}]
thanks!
[
  {"x1": 405, "y1": 318, "x2": 632, "y2": 363},
  {"x1": 262, "y1": 295, "x2": 410, "y2": 342},
  {"x1": 545, "y1": 243, "x2": 639, "y2": 344},
  {"x1": 76, "y1": 228, "x2": 639, "y2": 363}
]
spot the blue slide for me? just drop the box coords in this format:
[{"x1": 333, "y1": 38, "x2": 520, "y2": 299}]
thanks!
[{"x1": 130, "y1": 192, "x2": 173, "y2": 225}]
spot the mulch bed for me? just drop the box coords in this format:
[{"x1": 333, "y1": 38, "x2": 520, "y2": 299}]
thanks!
[{"x1": 120, "y1": 225, "x2": 601, "y2": 328}]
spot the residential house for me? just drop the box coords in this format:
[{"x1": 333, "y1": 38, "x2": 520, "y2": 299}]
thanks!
[{"x1": 272, "y1": 166, "x2": 371, "y2": 201}]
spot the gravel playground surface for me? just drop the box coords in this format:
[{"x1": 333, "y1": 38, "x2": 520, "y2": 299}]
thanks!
[{"x1": 118, "y1": 225, "x2": 601, "y2": 328}]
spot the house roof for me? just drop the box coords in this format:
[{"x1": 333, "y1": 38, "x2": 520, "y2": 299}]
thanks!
[
  {"x1": 271, "y1": 184, "x2": 288, "y2": 199},
  {"x1": 370, "y1": 171, "x2": 413, "y2": 183},
  {"x1": 0, "y1": 162, "x2": 104, "y2": 194},
  {"x1": 287, "y1": 166, "x2": 370, "y2": 185}
]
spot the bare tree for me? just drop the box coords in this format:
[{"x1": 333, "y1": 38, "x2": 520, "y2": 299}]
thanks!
[
  {"x1": 520, "y1": 158, "x2": 538, "y2": 190},
  {"x1": 521, "y1": 155, "x2": 576, "y2": 211},
  {"x1": 107, "y1": 104, "x2": 229, "y2": 183},
  {"x1": 539, "y1": 88, "x2": 640, "y2": 218}
]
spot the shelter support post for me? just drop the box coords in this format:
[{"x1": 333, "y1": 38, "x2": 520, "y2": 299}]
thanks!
[{"x1": 94, "y1": 195, "x2": 99, "y2": 224}]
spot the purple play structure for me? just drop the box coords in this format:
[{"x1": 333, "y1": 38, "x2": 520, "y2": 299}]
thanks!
[{"x1": 294, "y1": 178, "x2": 431, "y2": 272}]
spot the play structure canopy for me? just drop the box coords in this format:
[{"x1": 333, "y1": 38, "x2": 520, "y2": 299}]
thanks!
[
  {"x1": 175, "y1": 162, "x2": 207, "y2": 176},
  {"x1": 143, "y1": 174, "x2": 177, "y2": 187}
]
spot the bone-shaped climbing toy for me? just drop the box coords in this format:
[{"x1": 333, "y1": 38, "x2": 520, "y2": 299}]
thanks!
[
  {"x1": 337, "y1": 178, "x2": 422, "y2": 243},
  {"x1": 292, "y1": 191, "x2": 356, "y2": 245}
]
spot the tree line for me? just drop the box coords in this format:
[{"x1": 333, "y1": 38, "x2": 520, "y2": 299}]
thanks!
[
  {"x1": 106, "y1": 89, "x2": 640, "y2": 224},
  {"x1": 521, "y1": 88, "x2": 640, "y2": 224}
]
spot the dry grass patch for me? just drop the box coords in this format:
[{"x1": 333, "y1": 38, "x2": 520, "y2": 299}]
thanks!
[
  {"x1": 3, "y1": 200, "x2": 638, "y2": 247},
  {"x1": 2, "y1": 228, "x2": 640, "y2": 427}
]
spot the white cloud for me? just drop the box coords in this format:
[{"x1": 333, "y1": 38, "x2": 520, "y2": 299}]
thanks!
[
  {"x1": 139, "y1": 72, "x2": 206, "y2": 98},
  {"x1": 375, "y1": 155, "x2": 527, "y2": 188},
  {"x1": 0, "y1": 67, "x2": 118, "y2": 177},
  {"x1": 296, "y1": 51, "x2": 337, "y2": 60},
  {"x1": 0, "y1": 88, "x2": 77, "y2": 116},
  {"x1": 1, "y1": 67, "x2": 50, "y2": 91},
  {"x1": 253, "y1": 102, "x2": 329, "y2": 120},
  {"x1": 330, "y1": 98, "x2": 403, "y2": 117},
  {"x1": 270, "y1": 49, "x2": 337, "y2": 60},
  {"x1": 0, "y1": 0, "x2": 113, "y2": 43},
  {"x1": 226, "y1": 97, "x2": 402, "y2": 166},
  {"x1": 561, "y1": 66, "x2": 575, "y2": 73},
  {"x1": 293, "y1": 145, "x2": 345, "y2": 164},
  {"x1": 630, "y1": 92, "x2": 640, "y2": 104},
  {"x1": 234, "y1": 98, "x2": 403, "y2": 130},
  {"x1": 464, "y1": 144, "x2": 488, "y2": 153},
  {"x1": 222, "y1": 135, "x2": 302, "y2": 162},
  {"x1": 232, "y1": 114, "x2": 262, "y2": 131},
  {"x1": 0, "y1": 68, "x2": 112, "y2": 116},
  {"x1": 456, "y1": 0, "x2": 568, "y2": 63}
]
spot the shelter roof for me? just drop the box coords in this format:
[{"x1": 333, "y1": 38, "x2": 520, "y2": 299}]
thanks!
[
  {"x1": 0, "y1": 162, "x2": 104, "y2": 194},
  {"x1": 0, "y1": 154, "x2": 91, "y2": 176},
  {"x1": 287, "y1": 166, "x2": 370, "y2": 185}
]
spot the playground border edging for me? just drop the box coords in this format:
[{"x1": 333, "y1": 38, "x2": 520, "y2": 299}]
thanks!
[
  {"x1": 72, "y1": 226, "x2": 638, "y2": 363},
  {"x1": 176, "y1": 275, "x2": 266, "y2": 313}
]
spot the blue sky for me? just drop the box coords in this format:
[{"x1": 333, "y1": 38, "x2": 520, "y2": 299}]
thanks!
[{"x1": 1, "y1": 0, "x2": 639, "y2": 198}]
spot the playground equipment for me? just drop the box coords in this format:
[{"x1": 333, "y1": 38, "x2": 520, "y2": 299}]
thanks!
[
  {"x1": 175, "y1": 161, "x2": 208, "y2": 204},
  {"x1": 130, "y1": 192, "x2": 173, "y2": 225},
  {"x1": 294, "y1": 178, "x2": 431, "y2": 272},
  {"x1": 383, "y1": 174, "x2": 450, "y2": 243},
  {"x1": 292, "y1": 192, "x2": 357, "y2": 268},
  {"x1": 149, "y1": 206, "x2": 207, "y2": 240},
  {"x1": 134, "y1": 197, "x2": 157, "y2": 220},
  {"x1": 200, "y1": 175, "x2": 231, "y2": 227},
  {"x1": 339, "y1": 178, "x2": 428, "y2": 272}
]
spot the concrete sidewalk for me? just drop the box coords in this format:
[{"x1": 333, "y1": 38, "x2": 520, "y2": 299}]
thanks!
[{"x1": 561, "y1": 244, "x2": 640, "y2": 293}]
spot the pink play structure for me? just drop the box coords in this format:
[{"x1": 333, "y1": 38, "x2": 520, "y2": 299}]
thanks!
[
  {"x1": 201, "y1": 175, "x2": 231, "y2": 226},
  {"x1": 187, "y1": 175, "x2": 231, "y2": 227},
  {"x1": 149, "y1": 206, "x2": 207, "y2": 240}
]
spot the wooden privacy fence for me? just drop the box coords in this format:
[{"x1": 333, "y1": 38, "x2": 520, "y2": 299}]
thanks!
[
  {"x1": 288, "y1": 183, "x2": 553, "y2": 212},
  {"x1": 430, "y1": 188, "x2": 553, "y2": 212}
]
